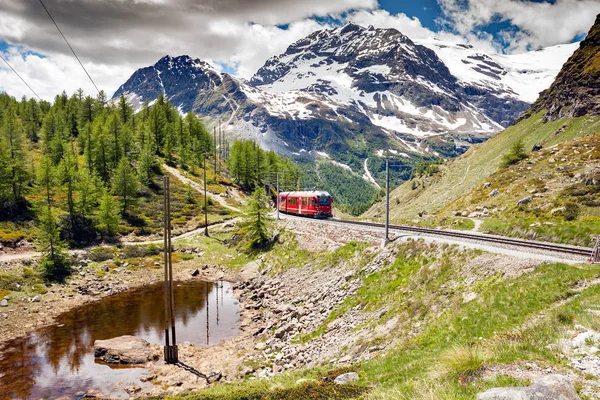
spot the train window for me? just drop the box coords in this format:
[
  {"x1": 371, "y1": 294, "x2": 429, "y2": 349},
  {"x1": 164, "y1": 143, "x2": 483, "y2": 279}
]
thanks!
[
  {"x1": 319, "y1": 195, "x2": 330, "y2": 206},
  {"x1": 312, "y1": 198, "x2": 318, "y2": 207},
  {"x1": 302, "y1": 197, "x2": 309, "y2": 206},
  {"x1": 289, "y1": 198, "x2": 296, "y2": 205}
]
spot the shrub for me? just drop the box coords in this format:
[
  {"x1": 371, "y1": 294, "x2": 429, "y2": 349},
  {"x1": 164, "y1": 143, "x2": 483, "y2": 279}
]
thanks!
[
  {"x1": 564, "y1": 202, "x2": 580, "y2": 221},
  {"x1": 501, "y1": 140, "x2": 527, "y2": 167}
]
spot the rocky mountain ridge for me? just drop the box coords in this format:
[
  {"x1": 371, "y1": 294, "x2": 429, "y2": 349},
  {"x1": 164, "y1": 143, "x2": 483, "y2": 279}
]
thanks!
[{"x1": 522, "y1": 14, "x2": 600, "y2": 122}]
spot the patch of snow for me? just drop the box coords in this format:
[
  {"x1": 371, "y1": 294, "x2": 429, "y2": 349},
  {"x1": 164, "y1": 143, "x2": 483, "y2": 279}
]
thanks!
[{"x1": 363, "y1": 158, "x2": 381, "y2": 188}]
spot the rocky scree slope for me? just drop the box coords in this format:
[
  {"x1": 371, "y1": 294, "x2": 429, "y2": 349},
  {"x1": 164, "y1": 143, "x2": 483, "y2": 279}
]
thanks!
[{"x1": 112, "y1": 23, "x2": 571, "y2": 177}]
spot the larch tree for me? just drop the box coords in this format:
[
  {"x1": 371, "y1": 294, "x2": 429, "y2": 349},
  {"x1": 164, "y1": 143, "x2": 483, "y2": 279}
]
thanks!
[{"x1": 112, "y1": 157, "x2": 139, "y2": 214}]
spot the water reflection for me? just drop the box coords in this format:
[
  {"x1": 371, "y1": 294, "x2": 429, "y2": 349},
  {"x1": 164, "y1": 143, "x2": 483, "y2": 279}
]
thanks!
[{"x1": 0, "y1": 280, "x2": 239, "y2": 399}]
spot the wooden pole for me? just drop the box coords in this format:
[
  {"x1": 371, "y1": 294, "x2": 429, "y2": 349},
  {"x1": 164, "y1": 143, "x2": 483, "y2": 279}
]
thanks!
[
  {"x1": 163, "y1": 175, "x2": 178, "y2": 363},
  {"x1": 167, "y1": 176, "x2": 177, "y2": 351},
  {"x1": 203, "y1": 155, "x2": 209, "y2": 236},
  {"x1": 163, "y1": 176, "x2": 171, "y2": 361}
]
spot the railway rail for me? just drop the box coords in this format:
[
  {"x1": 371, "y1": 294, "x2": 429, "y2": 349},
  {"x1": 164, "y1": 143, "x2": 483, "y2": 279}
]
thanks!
[{"x1": 317, "y1": 217, "x2": 593, "y2": 258}]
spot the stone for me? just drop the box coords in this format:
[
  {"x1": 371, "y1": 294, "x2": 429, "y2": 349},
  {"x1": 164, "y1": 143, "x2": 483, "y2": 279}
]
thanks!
[
  {"x1": 338, "y1": 355, "x2": 352, "y2": 363},
  {"x1": 93, "y1": 335, "x2": 157, "y2": 364},
  {"x1": 207, "y1": 371, "x2": 222, "y2": 384},
  {"x1": 477, "y1": 374, "x2": 580, "y2": 400},
  {"x1": 551, "y1": 207, "x2": 566, "y2": 215},
  {"x1": 124, "y1": 385, "x2": 141, "y2": 395},
  {"x1": 191, "y1": 268, "x2": 200, "y2": 277},
  {"x1": 0, "y1": 299, "x2": 7, "y2": 307},
  {"x1": 334, "y1": 372, "x2": 359, "y2": 384},
  {"x1": 83, "y1": 388, "x2": 105, "y2": 398},
  {"x1": 531, "y1": 143, "x2": 543, "y2": 151},
  {"x1": 255, "y1": 342, "x2": 267, "y2": 350},
  {"x1": 31, "y1": 296, "x2": 40, "y2": 303},
  {"x1": 489, "y1": 189, "x2": 499, "y2": 197},
  {"x1": 517, "y1": 196, "x2": 532, "y2": 206},
  {"x1": 483, "y1": 182, "x2": 492, "y2": 188}
]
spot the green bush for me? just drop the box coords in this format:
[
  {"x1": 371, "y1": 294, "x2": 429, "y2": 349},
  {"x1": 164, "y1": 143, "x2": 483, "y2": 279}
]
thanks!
[
  {"x1": 501, "y1": 140, "x2": 528, "y2": 167},
  {"x1": 564, "y1": 202, "x2": 580, "y2": 221}
]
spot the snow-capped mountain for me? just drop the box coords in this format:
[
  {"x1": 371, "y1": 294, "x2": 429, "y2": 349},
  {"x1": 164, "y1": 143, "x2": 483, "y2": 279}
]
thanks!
[{"x1": 112, "y1": 23, "x2": 576, "y2": 175}]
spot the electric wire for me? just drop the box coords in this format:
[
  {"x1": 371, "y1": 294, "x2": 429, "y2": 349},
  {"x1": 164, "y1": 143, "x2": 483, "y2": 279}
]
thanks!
[
  {"x1": 38, "y1": 0, "x2": 101, "y2": 95},
  {"x1": 0, "y1": 53, "x2": 41, "y2": 100}
]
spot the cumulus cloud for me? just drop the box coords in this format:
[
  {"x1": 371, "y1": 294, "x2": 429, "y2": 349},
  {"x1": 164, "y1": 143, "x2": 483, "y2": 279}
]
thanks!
[
  {"x1": 0, "y1": 0, "x2": 372, "y2": 99},
  {"x1": 437, "y1": 0, "x2": 600, "y2": 51},
  {"x1": 0, "y1": 0, "x2": 596, "y2": 100}
]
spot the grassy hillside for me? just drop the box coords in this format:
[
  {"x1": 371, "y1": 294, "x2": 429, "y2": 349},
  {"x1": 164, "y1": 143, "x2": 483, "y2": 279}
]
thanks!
[{"x1": 364, "y1": 111, "x2": 600, "y2": 222}]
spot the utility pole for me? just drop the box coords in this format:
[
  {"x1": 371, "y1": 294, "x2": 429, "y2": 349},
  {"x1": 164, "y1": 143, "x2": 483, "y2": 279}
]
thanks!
[
  {"x1": 203, "y1": 154, "x2": 209, "y2": 237},
  {"x1": 385, "y1": 158, "x2": 390, "y2": 244},
  {"x1": 163, "y1": 175, "x2": 178, "y2": 363},
  {"x1": 276, "y1": 172, "x2": 280, "y2": 220},
  {"x1": 213, "y1": 126, "x2": 217, "y2": 176}
]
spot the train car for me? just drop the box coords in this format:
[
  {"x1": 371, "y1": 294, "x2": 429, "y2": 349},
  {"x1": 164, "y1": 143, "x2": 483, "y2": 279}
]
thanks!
[{"x1": 278, "y1": 191, "x2": 333, "y2": 218}]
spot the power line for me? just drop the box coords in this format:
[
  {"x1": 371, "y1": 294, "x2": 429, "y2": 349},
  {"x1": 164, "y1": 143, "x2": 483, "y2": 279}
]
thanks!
[
  {"x1": 0, "y1": 53, "x2": 41, "y2": 100},
  {"x1": 38, "y1": 0, "x2": 101, "y2": 95}
]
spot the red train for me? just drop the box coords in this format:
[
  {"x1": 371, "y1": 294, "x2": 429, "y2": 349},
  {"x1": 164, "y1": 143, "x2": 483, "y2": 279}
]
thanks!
[{"x1": 278, "y1": 191, "x2": 333, "y2": 218}]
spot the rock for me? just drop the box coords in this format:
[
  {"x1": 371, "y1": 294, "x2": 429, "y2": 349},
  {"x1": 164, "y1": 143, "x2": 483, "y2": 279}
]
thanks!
[
  {"x1": 461, "y1": 211, "x2": 469, "y2": 217},
  {"x1": 191, "y1": 268, "x2": 200, "y2": 277},
  {"x1": 255, "y1": 342, "x2": 267, "y2": 350},
  {"x1": 124, "y1": 385, "x2": 141, "y2": 395},
  {"x1": 0, "y1": 299, "x2": 8, "y2": 307},
  {"x1": 338, "y1": 355, "x2": 352, "y2": 363},
  {"x1": 549, "y1": 158, "x2": 556, "y2": 163},
  {"x1": 93, "y1": 335, "x2": 157, "y2": 364},
  {"x1": 207, "y1": 371, "x2": 222, "y2": 384},
  {"x1": 551, "y1": 206, "x2": 566, "y2": 215},
  {"x1": 489, "y1": 189, "x2": 499, "y2": 197},
  {"x1": 484, "y1": 182, "x2": 492, "y2": 188},
  {"x1": 83, "y1": 389, "x2": 105, "y2": 398},
  {"x1": 531, "y1": 143, "x2": 543, "y2": 151},
  {"x1": 240, "y1": 261, "x2": 261, "y2": 281},
  {"x1": 477, "y1": 374, "x2": 580, "y2": 400},
  {"x1": 334, "y1": 372, "x2": 359, "y2": 384},
  {"x1": 518, "y1": 196, "x2": 532, "y2": 206},
  {"x1": 31, "y1": 296, "x2": 40, "y2": 303},
  {"x1": 102, "y1": 265, "x2": 109, "y2": 272}
]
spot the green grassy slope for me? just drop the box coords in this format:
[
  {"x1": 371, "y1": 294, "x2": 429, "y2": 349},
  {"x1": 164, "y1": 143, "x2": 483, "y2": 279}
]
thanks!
[{"x1": 363, "y1": 112, "x2": 600, "y2": 222}]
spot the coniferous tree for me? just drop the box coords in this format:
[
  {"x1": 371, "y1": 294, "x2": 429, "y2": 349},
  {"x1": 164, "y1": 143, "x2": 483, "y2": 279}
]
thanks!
[
  {"x1": 38, "y1": 156, "x2": 56, "y2": 207},
  {"x1": 38, "y1": 206, "x2": 69, "y2": 281},
  {"x1": 241, "y1": 186, "x2": 273, "y2": 249},
  {"x1": 97, "y1": 187, "x2": 120, "y2": 238},
  {"x1": 112, "y1": 157, "x2": 139, "y2": 214},
  {"x1": 1, "y1": 108, "x2": 28, "y2": 201}
]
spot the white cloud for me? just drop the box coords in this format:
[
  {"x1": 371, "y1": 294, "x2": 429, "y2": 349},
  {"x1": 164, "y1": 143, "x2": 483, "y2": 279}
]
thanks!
[
  {"x1": 437, "y1": 0, "x2": 600, "y2": 50},
  {"x1": 0, "y1": 0, "x2": 595, "y2": 101}
]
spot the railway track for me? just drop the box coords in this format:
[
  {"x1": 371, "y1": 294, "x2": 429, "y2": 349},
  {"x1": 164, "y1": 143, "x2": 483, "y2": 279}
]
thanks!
[{"x1": 325, "y1": 218, "x2": 593, "y2": 258}]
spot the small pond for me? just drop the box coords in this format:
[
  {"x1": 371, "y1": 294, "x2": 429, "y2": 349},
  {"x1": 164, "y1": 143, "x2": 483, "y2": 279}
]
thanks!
[{"x1": 0, "y1": 280, "x2": 239, "y2": 399}]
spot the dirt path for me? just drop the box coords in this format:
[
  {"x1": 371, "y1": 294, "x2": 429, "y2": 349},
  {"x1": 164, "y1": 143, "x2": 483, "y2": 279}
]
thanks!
[{"x1": 162, "y1": 164, "x2": 243, "y2": 213}]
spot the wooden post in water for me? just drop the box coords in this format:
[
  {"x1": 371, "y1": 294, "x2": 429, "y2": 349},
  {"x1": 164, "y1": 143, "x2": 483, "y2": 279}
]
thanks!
[{"x1": 163, "y1": 175, "x2": 178, "y2": 363}]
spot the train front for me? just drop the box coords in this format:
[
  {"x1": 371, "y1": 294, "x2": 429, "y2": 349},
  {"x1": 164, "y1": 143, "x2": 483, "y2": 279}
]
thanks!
[{"x1": 316, "y1": 192, "x2": 333, "y2": 218}]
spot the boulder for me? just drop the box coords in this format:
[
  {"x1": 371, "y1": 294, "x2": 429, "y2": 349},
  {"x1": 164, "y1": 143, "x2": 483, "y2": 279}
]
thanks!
[
  {"x1": 94, "y1": 335, "x2": 157, "y2": 364},
  {"x1": 531, "y1": 143, "x2": 543, "y2": 152},
  {"x1": 484, "y1": 182, "x2": 492, "y2": 188},
  {"x1": 0, "y1": 299, "x2": 8, "y2": 307},
  {"x1": 518, "y1": 196, "x2": 532, "y2": 206},
  {"x1": 334, "y1": 372, "x2": 359, "y2": 384},
  {"x1": 489, "y1": 189, "x2": 499, "y2": 197},
  {"x1": 190, "y1": 268, "x2": 200, "y2": 277},
  {"x1": 477, "y1": 375, "x2": 580, "y2": 400}
]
